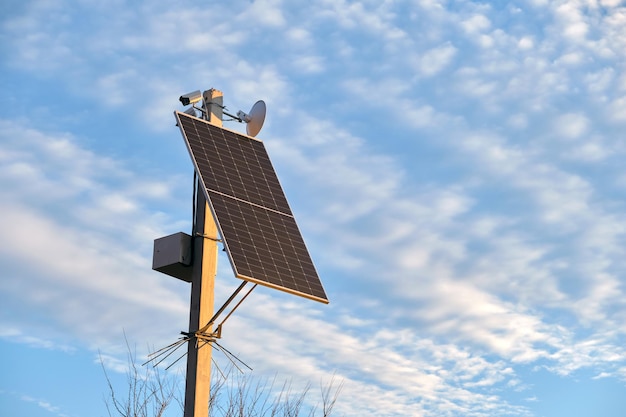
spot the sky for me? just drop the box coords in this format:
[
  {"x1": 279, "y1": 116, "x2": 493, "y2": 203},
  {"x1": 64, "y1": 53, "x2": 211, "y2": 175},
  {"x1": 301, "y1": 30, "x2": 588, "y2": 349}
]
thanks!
[{"x1": 1, "y1": 0, "x2": 626, "y2": 416}]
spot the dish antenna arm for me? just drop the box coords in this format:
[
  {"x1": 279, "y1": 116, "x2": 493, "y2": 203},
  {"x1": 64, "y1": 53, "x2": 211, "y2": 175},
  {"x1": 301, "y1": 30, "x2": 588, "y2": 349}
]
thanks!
[{"x1": 185, "y1": 94, "x2": 266, "y2": 137}]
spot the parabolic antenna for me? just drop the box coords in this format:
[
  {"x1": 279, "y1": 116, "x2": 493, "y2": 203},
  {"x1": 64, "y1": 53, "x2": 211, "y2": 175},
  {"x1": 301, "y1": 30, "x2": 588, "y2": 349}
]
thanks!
[{"x1": 237, "y1": 100, "x2": 266, "y2": 137}]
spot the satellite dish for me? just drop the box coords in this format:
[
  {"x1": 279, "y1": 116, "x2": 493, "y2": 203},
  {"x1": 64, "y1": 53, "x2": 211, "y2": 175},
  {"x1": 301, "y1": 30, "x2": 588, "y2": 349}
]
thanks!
[{"x1": 237, "y1": 100, "x2": 266, "y2": 137}]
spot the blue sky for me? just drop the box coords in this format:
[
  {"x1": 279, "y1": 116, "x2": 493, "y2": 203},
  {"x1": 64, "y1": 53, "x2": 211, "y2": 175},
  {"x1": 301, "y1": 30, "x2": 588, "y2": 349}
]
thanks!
[{"x1": 2, "y1": 0, "x2": 626, "y2": 416}]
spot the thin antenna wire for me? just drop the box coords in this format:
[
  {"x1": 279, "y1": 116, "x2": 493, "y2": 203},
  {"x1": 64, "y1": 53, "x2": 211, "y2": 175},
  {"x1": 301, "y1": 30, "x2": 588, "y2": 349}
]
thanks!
[
  {"x1": 144, "y1": 280, "x2": 257, "y2": 372},
  {"x1": 145, "y1": 335, "x2": 251, "y2": 373},
  {"x1": 204, "y1": 101, "x2": 243, "y2": 123},
  {"x1": 142, "y1": 338, "x2": 187, "y2": 366},
  {"x1": 144, "y1": 338, "x2": 185, "y2": 361},
  {"x1": 165, "y1": 347, "x2": 190, "y2": 371},
  {"x1": 151, "y1": 338, "x2": 189, "y2": 368},
  {"x1": 212, "y1": 343, "x2": 244, "y2": 373},
  {"x1": 211, "y1": 356, "x2": 226, "y2": 380},
  {"x1": 214, "y1": 340, "x2": 252, "y2": 371}
]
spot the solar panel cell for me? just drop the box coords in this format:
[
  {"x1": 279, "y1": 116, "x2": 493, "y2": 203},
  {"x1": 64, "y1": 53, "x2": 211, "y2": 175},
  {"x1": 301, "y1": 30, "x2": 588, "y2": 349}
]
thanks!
[{"x1": 175, "y1": 111, "x2": 328, "y2": 303}]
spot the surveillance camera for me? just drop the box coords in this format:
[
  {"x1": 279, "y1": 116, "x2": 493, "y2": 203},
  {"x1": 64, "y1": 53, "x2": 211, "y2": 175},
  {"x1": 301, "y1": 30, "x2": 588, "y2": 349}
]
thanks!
[
  {"x1": 179, "y1": 90, "x2": 202, "y2": 106},
  {"x1": 183, "y1": 107, "x2": 197, "y2": 117}
]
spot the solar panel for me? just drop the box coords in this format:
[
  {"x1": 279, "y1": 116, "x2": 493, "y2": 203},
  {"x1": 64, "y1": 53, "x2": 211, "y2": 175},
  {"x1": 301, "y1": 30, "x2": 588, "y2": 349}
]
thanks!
[{"x1": 175, "y1": 111, "x2": 328, "y2": 303}]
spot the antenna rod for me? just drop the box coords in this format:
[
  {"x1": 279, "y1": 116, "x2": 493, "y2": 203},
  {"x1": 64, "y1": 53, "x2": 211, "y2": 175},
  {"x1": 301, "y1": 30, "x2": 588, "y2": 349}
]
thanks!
[
  {"x1": 217, "y1": 283, "x2": 257, "y2": 328},
  {"x1": 222, "y1": 110, "x2": 243, "y2": 122},
  {"x1": 202, "y1": 100, "x2": 243, "y2": 122},
  {"x1": 197, "y1": 281, "x2": 248, "y2": 334}
]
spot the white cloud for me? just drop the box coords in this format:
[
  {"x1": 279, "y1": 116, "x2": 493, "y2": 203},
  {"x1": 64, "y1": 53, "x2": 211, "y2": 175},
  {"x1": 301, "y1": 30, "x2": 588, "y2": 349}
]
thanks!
[
  {"x1": 291, "y1": 55, "x2": 326, "y2": 74},
  {"x1": 0, "y1": 120, "x2": 191, "y2": 351},
  {"x1": 0, "y1": 327, "x2": 76, "y2": 353},
  {"x1": 316, "y1": 0, "x2": 408, "y2": 43},
  {"x1": 260, "y1": 108, "x2": 626, "y2": 379},
  {"x1": 564, "y1": 140, "x2": 610, "y2": 161},
  {"x1": 518, "y1": 36, "x2": 534, "y2": 50},
  {"x1": 240, "y1": 0, "x2": 287, "y2": 27},
  {"x1": 584, "y1": 67, "x2": 615, "y2": 93},
  {"x1": 553, "y1": 112, "x2": 590, "y2": 140},
  {"x1": 454, "y1": 67, "x2": 498, "y2": 97},
  {"x1": 95, "y1": 70, "x2": 139, "y2": 107},
  {"x1": 416, "y1": 42, "x2": 458, "y2": 77},
  {"x1": 226, "y1": 292, "x2": 530, "y2": 416},
  {"x1": 286, "y1": 27, "x2": 314, "y2": 46},
  {"x1": 555, "y1": 2, "x2": 590, "y2": 41},
  {"x1": 269, "y1": 114, "x2": 404, "y2": 225},
  {"x1": 461, "y1": 14, "x2": 491, "y2": 34},
  {"x1": 20, "y1": 395, "x2": 66, "y2": 417},
  {"x1": 609, "y1": 96, "x2": 626, "y2": 121},
  {"x1": 258, "y1": 91, "x2": 626, "y2": 387}
]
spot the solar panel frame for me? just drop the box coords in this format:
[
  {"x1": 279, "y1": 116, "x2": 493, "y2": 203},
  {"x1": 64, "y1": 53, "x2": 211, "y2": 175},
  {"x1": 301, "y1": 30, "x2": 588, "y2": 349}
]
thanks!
[{"x1": 175, "y1": 111, "x2": 328, "y2": 304}]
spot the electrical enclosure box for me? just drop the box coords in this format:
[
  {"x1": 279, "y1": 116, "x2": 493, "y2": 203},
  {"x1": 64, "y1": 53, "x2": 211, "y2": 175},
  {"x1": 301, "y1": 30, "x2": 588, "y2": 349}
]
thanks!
[{"x1": 152, "y1": 232, "x2": 193, "y2": 282}]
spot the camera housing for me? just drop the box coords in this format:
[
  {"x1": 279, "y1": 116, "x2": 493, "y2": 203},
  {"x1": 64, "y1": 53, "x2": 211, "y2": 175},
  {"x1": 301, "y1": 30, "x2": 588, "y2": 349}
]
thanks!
[{"x1": 179, "y1": 90, "x2": 203, "y2": 106}]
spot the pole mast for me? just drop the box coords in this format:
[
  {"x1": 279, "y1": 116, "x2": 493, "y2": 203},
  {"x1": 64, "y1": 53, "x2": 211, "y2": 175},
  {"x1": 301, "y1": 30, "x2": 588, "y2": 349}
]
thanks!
[{"x1": 183, "y1": 89, "x2": 223, "y2": 417}]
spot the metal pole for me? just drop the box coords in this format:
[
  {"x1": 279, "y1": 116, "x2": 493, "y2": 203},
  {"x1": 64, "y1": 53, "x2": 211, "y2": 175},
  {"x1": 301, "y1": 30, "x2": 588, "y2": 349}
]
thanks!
[{"x1": 183, "y1": 89, "x2": 223, "y2": 417}]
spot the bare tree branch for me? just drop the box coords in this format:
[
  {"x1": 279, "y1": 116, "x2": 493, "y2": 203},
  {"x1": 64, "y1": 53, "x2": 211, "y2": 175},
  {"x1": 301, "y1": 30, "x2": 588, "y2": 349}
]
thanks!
[
  {"x1": 103, "y1": 341, "x2": 343, "y2": 417},
  {"x1": 100, "y1": 336, "x2": 178, "y2": 417}
]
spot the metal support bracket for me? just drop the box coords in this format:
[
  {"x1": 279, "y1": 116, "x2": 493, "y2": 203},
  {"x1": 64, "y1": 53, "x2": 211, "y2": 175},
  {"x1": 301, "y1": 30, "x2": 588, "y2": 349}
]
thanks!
[{"x1": 195, "y1": 232, "x2": 223, "y2": 242}]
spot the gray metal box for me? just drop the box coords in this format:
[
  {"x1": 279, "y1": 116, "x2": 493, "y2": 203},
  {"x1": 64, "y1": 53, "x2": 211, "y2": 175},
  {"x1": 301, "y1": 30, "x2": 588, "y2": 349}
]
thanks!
[{"x1": 152, "y1": 232, "x2": 193, "y2": 282}]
